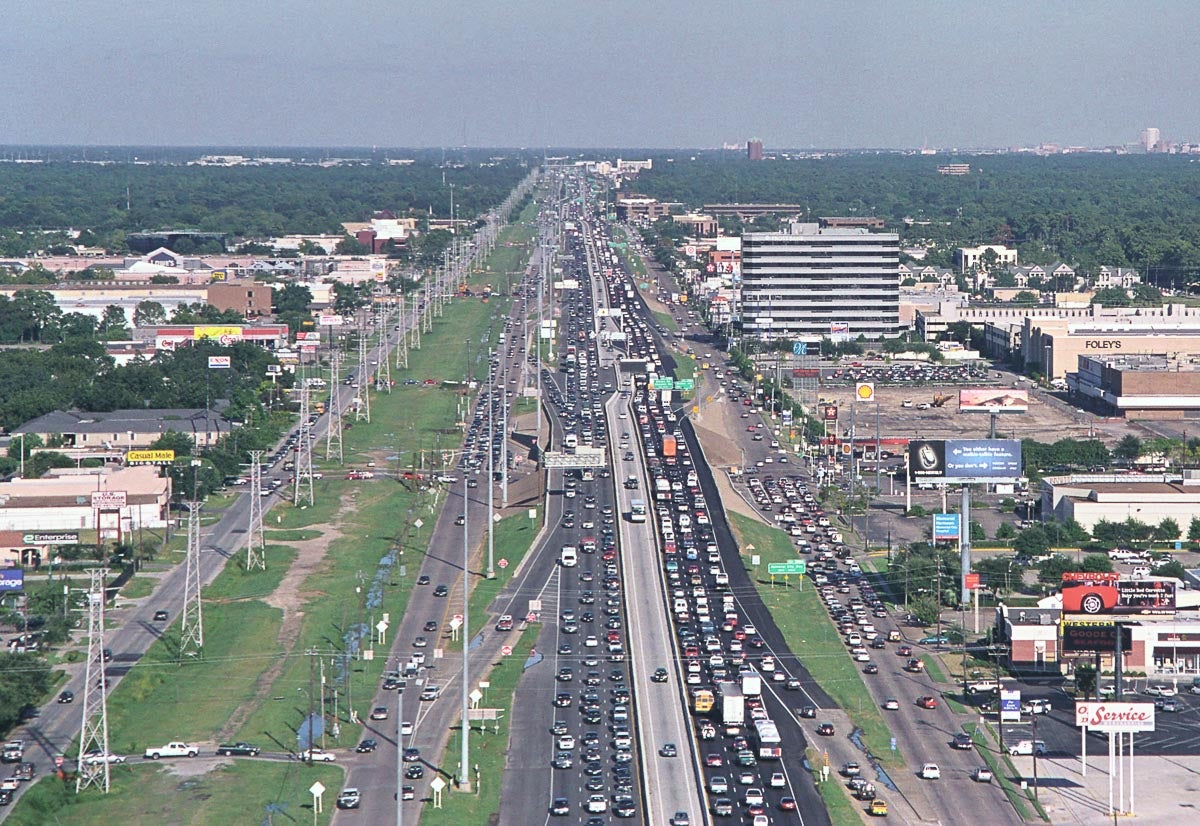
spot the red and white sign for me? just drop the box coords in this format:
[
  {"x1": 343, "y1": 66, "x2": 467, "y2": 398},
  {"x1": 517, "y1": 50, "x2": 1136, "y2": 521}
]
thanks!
[
  {"x1": 208, "y1": 356, "x2": 232, "y2": 369},
  {"x1": 525, "y1": 612, "x2": 537, "y2": 623},
  {"x1": 318, "y1": 314, "x2": 343, "y2": 327},
  {"x1": 501, "y1": 645, "x2": 512, "y2": 656},
  {"x1": 498, "y1": 558, "x2": 509, "y2": 569},
  {"x1": 453, "y1": 614, "x2": 464, "y2": 624},
  {"x1": 91, "y1": 490, "x2": 128, "y2": 509},
  {"x1": 1074, "y1": 701, "x2": 1156, "y2": 733},
  {"x1": 965, "y1": 573, "x2": 981, "y2": 590}
]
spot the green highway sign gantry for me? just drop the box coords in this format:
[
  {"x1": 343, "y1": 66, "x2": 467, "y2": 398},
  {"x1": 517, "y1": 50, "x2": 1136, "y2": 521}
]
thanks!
[
  {"x1": 675, "y1": 378, "x2": 695, "y2": 391},
  {"x1": 652, "y1": 378, "x2": 674, "y2": 390},
  {"x1": 767, "y1": 560, "x2": 807, "y2": 576}
]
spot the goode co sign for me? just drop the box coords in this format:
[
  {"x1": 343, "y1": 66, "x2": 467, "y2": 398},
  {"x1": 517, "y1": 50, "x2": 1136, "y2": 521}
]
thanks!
[{"x1": 1074, "y1": 701, "x2": 1156, "y2": 732}]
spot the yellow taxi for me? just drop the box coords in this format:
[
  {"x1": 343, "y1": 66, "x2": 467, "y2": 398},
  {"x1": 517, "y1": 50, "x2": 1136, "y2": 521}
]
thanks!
[{"x1": 868, "y1": 799, "x2": 888, "y2": 817}]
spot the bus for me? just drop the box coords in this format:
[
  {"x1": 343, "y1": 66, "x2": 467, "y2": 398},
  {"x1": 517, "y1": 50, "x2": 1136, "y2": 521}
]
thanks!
[
  {"x1": 628, "y1": 499, "x2": 647, "y2": 523},
  {"x1": 753, "y1": 718, "x2": 782, "y2": 760},
  {"x1": 692, "y1": 689, "x2": 715, "y2": 714}
]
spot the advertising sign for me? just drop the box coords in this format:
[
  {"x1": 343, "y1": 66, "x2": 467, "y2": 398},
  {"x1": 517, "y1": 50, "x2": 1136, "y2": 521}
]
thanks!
[
  {"x1": 318, "y1": 314, "x2": 343, "y2": 327},
  {"x1": 194, "y1": 325, "x2": 243, "y2": 345},
  {"x1": 792, "y1": 368, "x2": 820, "y2": 379},
  {"x1": 959, "y1": 388, "x2": 1030, "y2": 414},
  {"x1": 1075, "y1": 701, "x2": 1156, "y2": 733},
  {"x1": 855, "y1": 382, "x2": 875, "y2": 402},
  {"x1": 295, "y1": 331, "x2": 321, "y2": 343},
  {"x1": 0, "y1": 569, "x2": 25, "y2": 591},
  {"x1": 830, "y1": 321, "x2": 850, "y2": 335},
  {"x1": 1060, "y1": 572, "x2": 1176, "y2": 616},
  {"x1": 1061, "y1": 621, "x2": 1133, "y2": 653},
  {"x1": 792, "y1": 341, "x2": 807, "y2": 356},
  {"x1": 908, "y1": 439, "x2": 1022, "y2": 483},
  {"x1": 781, "y1": 410, "x2": 793, "y2": 425},
  {"x1": 21, "y1": 531, "x2": 79, "y2": 546},
  {"x1": 1000, "y1": 689, "x2": 1022, "y2": 722},
  {"x1": 933, "y1": 513, "x2": 960, "y2": 540},
  {"x1": 126, "y1": 449, "x2": 176, "y2": 465},
  {"x1": 822, "y1": 404, "x2": 839, "y2": 422},
  {"x1": 208, "y1": 356, "x2": 232, "y2": 369},
  {"x1": 91, "y1": 491, "x2": 127, "y2": 509},
  {"x1": 964, "y1": 572, "x2": 982, "y2": 590}
]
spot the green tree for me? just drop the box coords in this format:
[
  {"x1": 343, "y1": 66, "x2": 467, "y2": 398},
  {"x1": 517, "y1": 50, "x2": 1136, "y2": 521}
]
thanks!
[
  {"x1": 0, "y1": 652, "x2": 52, "y2": 732},
  {"x1": 1080, "y1": 553, "x2": 1114, "y2": 573},
  {"x1": 1113, "y1": 435, "x2": 1142, "y2": 464},
  {"x1": 969, "y1": 521, "x2": 986, "y2": 541},
  {"x1": 149, "y1": 429, "x2": 195, "y2": 458},
  {"x1": 1074, "y1": 663, "x2": 1098, "y2": 698},
  {"x1": 995, "y1": 522, "x2": 1016, "y2": 541},
  {"x1": 1013, "y1": 525, "x2": 1050, "y2": 556},
  {"x1": 132, "y1": 299, "x2": 167, "y2": 327},
  {"x1": 1188, "y1": 516, "x2": 1200, "y2": 543},
  {"x1": 1154, "y1": 559, "x2": 1188, "y2": 580},
  {"x1": 1154, "y1": 518, "x2": 1182, "y2": 542},
  {"x1": 99, "y1": 304, "x2": 129, "y2": 340},
  {"x1": 1037, "y1": 554, "x2": 1080, "y2": 585},
  {"x1": 972, "y1": 555, "x2": 1022, "y2": 595},
  {"x1": 909, "y1": 594, "x2": 942, "y2": 627}
]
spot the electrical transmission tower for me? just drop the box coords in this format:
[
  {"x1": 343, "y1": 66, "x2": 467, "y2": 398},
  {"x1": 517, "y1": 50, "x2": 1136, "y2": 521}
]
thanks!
[
  {"x1": 294, "y1": 380, "x2": 315, "y2": 507},
  {"x1": 246, "y1": 451, "x2": 266, "y2": 570},
  {"x1": 355, "y1": 326, "x2": 371, "y2": 422},
  {"x1": 179, "y1": 501, "x2": 204, "y2": 655},
  {"x1": 395, "y1": 294, "x2": 408, "y2": 370},
  {"x1": 326, "y1": 351, "x2": 344, "y2": 463},
  {"x1": 76, "y1": 568, "x2": 111, "y2": 793},
  {"x1": 410, "y1": 292, "x2": 422, "y2": 351},
  {"x1": 375, "y1": 303, "x2": 391, "y2": 393}
]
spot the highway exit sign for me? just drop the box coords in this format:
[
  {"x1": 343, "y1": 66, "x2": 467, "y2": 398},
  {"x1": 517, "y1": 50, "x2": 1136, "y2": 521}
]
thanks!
[
  {"x1": 652, "y1": 378, "x2": 674, "y2": 390},
  {"x1": 675, "y1": 379, "x2": 695, "y2": 391},
  {"x1": 767, "y1": 560, "x2": 807, "y2": 576}
]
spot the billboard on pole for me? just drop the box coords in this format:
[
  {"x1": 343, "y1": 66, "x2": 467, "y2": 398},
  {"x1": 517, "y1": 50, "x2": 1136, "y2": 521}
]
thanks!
[
  {"x1": 932, "y1": 513, "x2": 960, "y2": 540},
  {"x1": 1000, "y1": 689, "x2": 1022, "y2": 722},
  {"x1": 0, "y1": 569, "x2": 24, "y2": 592},
  {"x1": 908, "y1": 439, "x2": 1022, "y2": 483},
  {"x1": 1075, "y1": 701, "x2": 1155, "y2": 733},
  {"x1": 1061, "y1": 620, "x2": 1133, "y2": 653},
  {"x1": 1060, "y1": 572, "x2": 1176, "y2": 616},
  {"x1": 959, "y1": 388, "x2": 1029, "y2": 414}
]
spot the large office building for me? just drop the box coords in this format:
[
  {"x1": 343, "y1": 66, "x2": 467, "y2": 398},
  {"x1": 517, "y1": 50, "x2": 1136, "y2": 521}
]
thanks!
[{"x1": 740, "y1": 223, "x2": 900, "y2": 341}]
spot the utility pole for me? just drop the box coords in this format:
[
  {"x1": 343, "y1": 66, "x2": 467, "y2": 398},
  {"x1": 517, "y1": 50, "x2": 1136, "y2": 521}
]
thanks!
[
  {"x1": 501, "y1": 374, "x2": 509, "y2": 508},
  {"x1": 376, "y1": 302, "x2": 392, "y2": 393},
  {"x1": 396, "y1": 295, "x2": 408, "y2": 370},
  {"x1": 294, "y1": 377, "x2": 314, "y2": 507},
  {"x1": 487, "y1": 366, "x2": 496, "y2": 579},
  {"x1": 179, "y1": 499, "x2": 204, "y2": 656},
  {"x1": 326, "y1": 350, "x2": 344, "y2": 463},
  {"x1": 306, "y1": 649, "x2": 316, "y2": 764},
  {"x1": 460, "y1": 476, "x2": 471, "y2": 789},
  {"x1": 76, "y1": 568, "x2": 112, "y2": 793},
  {"x1": 396, "y1": 687, "x2": 404, "y2": 826},
  {"x1": 356, "y1": 325, "x2": 371, "y2": 423},
  {"x1": 246, "y1": 451, "x2": 266, "y2": 571}
]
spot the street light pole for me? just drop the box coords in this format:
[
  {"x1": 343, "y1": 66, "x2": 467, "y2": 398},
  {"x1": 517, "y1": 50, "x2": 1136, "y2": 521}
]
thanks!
[
  {"x1": 460, "y1": 476, "x2": 470, "y2": 789},
  {"x1": 487, "y1": 361, "x2": 496, "y2": 579}
]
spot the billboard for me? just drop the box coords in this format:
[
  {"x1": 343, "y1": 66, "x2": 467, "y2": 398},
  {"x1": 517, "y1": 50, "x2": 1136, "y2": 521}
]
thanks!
[
  {"x1": 1075, "y1": 701, "x2": 1155, "y2": 733},
  {"x1": 830, "y1": 321, "x2": 850, "y2": 335},
  {"x1": 318, "y1": 314, "x2": 343, "y2": 327},
  {"x1": 0, "y1": 569, "x2": 24, "y2": 591},
  {"x1": 1060, "y1": 572, "x2": 1176, "y2": 616},
  {"x1": 1061, "y1": 620, "x2": 1133, "y2": 653},
  {"x1": 932, "y1": 513, "x2": 960, "y2": 540},
  {"x1": 194, "y1": 325, "x2": 243, "y2": 344},
  {"x1": 208, "y1": 356, "x2": 232, "y2": 369},
  {"x1": 822, "y1": 404, "x2": 839, "y2": 422},
  {"x1": 1000, "y1": 689, "x2": 1022, "y2": 722},
  {"x1": 959, "y1": 388, "x2": 1030, "y2": 414},
  {"x1": 908, "y1": 439, "x2": 1022, "y2": 483},
  {"x1": 126, "y1": 450, "x2": 176, "y2": 465}
]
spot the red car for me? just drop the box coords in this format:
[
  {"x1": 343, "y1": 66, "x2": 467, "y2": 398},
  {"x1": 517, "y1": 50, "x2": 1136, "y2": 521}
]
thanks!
[
  {"x1": 779, "y1": 797, "x2": 797, "y2": 811},
  {"x1": 917, "y1": 696, "x2": 939, "y2": 709},
  {"x1": 897, "y1": 645, "x2": 913, "y2": 656},
  {"x1": 705, "y1": 753, "x2": 724, "y2": 767}
]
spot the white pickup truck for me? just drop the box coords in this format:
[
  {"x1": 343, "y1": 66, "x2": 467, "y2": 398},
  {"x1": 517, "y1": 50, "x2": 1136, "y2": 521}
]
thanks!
[{"x1": 144, "y1": 741, "x2": 199, "y2": 759}]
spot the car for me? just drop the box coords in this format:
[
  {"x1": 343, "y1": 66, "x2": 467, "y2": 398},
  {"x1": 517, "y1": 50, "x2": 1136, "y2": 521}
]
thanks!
[
  {"x1": 402, "y1": 747, "x2": 421, "y2": 762},
  {"x1": 433, "y1": 584, "x2": 449, "y2": 597},
  {"x1": 919, "y1": 635, "x2": 948, "y2": 645},
  {"x1": 769, "y1": 771, "x2": 785, "y2": 788},
  {"x1": 920, "y1": 763, "x2": 941, "y2": 780},
  {"x1": 336, "y1": 788, "x2": 361, "y2": 810},
  {"x1": 153, "y1": 609, "x2": 169, "y2": 622},
  {"x1": 417, "y1": 575, "x2": 430, "y2": 585},
  {"x1": 817, "y1": 722, "x2": 835, "y2": 736},
  {"x1": 400, "y1": 721, "x2": 413, "y2": 735},
  {"x1": 420, "y1": 686, "x2": 440, "y2": 701},
  {"x1": 883, "y1": 697, "x2": 900, "y2": 710},
  {"x1": 1144, "y1": 683, "x2": 1178, "y2": 697},
  {"x1": 405, "y1": 763, "x2": 424, "y2": 779},
  {"x1": 706, "y1": 753, "x2": 724, "y2": 767},
  {"x1": 798, "y1": 705, "x2": 817, "y2": 718},
  {"x1": 550, "y1": 797, "x2": 570, "y2": 816},
  {"x1": 586, "y1": 794, "x2": 608, "y2": 813},
  {"x1": 370, "y1": 706, "x2": 389, "y2": 720},
  {"x1": 355, "y1": 739, "x2": 377, "y2": 753},
  {"x1": 82, "y1": 751, "x2": 126, "y2": 765},
  {"x1": 863, "y1": 663, "x2": 879, "y2": 674},
  {"x1": 972, "y1": 767, "x2": 994, "y2": 783},
  {"x1": 423, "y1": 620, "x2": 438, "y2": 632},
  {"x1": 57, "y1": 690, "x2": 74, "y2": 704},
  {"x1": 671, "y1": 812, "x2": 691, "y2": 826},
  {"x1": 1159, "y1": 697, "x2": 1181, "y2": 712},
  {"x1": 1023, "y1": 698, "x2": 1051, "y2": 715},
  {"x1": 841, "y1": 761, "x2": 861, "y2": 777},
  {"x1": 400, "y1": 785, "x2": 415, "y2": 800},
  {"x1": 917, "y1": 696, "x2": 939, "y2": 709},
  {"x1": 868, "y1": 799, "x2": 889, "y2": 816},
  {"x1": 780, "y1": 796, "x2": 797, "y2": 811},
  {"x1": 953, "y1": 732, "x2": 974, "y2": 750},
  {"x1": 652, "y1": 667, "x2": 669, "y2": 683},
  {"x1": 216, "y1": 742, "x2": 261, "y2": 756},
  {"x1": 660, "y1": 743, "x2": 677, "y2": 757},
  {"x1": 897, "y1": 645, "x2": 913, "y2": 656},
  {"x1": 300, "y1": 748, "x2": 335, "y2": 762}
]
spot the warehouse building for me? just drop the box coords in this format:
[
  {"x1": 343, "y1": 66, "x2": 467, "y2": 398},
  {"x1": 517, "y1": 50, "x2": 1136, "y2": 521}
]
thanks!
[
  {"x1": 1069, "y1": 353, "x2": 1200, "y2": 418},
  {"x1": 1040, "y1": 472, "x2": 1200, "y2": 537}
]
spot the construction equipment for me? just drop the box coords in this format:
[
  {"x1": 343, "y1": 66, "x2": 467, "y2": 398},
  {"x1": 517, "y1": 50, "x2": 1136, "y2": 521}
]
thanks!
[{"x1": 931, "y1": 393, "x2": 952, "y2": 408}]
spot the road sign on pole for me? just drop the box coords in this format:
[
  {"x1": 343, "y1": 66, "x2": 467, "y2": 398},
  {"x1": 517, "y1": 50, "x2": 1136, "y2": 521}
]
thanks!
[{"x1": 767, "y1": 560, "x2": 807, "y2": 576}]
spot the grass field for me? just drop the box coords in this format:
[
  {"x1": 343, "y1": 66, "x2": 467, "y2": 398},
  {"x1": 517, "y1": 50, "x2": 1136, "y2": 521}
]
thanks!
[
  {"x1": 6, "y1": 759, "x2": 342, "y2": 826},
  {"x1": 653, "y1": 309, "x2": 679, "y2": 332},
  {"x1": 805, "y1": 747, "x2": 866, "y2": 824},
  {"x1": 118, "y1": 577, "x2": 157, "y2": 600},
  {"x1": 727, "y1": 512, "x2": 897, "y2": 764},
  {"x1": 447, "y1": 512, "x2": 541, "y2": 651},
  {"x1": 423, "y1": 625, "x2": 538, "y2": 825}
]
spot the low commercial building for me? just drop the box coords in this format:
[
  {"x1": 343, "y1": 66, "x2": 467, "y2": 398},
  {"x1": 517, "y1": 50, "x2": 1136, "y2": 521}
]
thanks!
[
  {"x1": 0, "y1": 466, "x2": 170, "y2": 564},
  {"x1": 135, "y1": 323, "x2": 289, "y2": 352},
  {"x1": 1023, "y1": 310, "x2": 1200, "y2": 379},
  {"x1": 207, "y1": 281, "x2": 274, "y2": 318},
  {"x1": 15, "y1": 407, "x2": 232, "y2": 453},
  {"x1": 1040, "y1": 472, "x2": 1200, "y2": 537},
  {"x1": 1069, "y1": 353, "x2": 1200, "y2": 418},
  {"x1": 955, "y1": 244, "x2": 1018, "y2": 273}
]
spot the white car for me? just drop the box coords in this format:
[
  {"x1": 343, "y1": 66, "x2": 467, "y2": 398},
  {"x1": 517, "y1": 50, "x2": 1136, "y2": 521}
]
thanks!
[
  {"x1": 301, "y1": 748, "x2": 336, "y2": 762},
  {"x1": 920, "y1": 763, "x2": 941, "y2": 780},
  {"x1": 769, "y1": 772, "x2": 785, "y2": 788},
  {"x1": 83, "y1": 751, "x2": 126, "y2": 765},
  {"x1": 586, "y1": 794, "x2": 608, "y2": 813},
  {"x1": 1144, "y1": 684, "x2": 1177, "y2": 697},
  {"x1": 745, "y1": 788, "x2": 765, "y2": 806}
]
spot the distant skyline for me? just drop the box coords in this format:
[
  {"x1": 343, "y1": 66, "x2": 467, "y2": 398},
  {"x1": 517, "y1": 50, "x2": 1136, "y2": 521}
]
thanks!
[{"x1": 2, "y1": 1, "x2": 1197, "y2": 149}]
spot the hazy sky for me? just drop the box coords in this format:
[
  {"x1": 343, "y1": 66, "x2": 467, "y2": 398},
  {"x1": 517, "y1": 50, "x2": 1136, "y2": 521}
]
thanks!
[{"x1": 2, "y1": 1, "x2": 1196, "y2": 149}]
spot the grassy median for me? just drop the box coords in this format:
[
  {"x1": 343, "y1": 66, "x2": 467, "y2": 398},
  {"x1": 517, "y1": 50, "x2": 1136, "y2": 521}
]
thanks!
[{"x1": 728, "y1": 512, "x2": 897, "y2": 764}]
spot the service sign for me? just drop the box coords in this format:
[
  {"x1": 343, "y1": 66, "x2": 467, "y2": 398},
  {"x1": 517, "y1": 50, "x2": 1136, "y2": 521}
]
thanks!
[
  {"x1": 1075, "y1": 701, "x2": 1155, "y2": 733},
  {"x1": 318, "y1": 314, "x2": 343, "y2": 327},
  {"x1": 822, "y1": 404, "x2": 839, "y2": 422}
]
